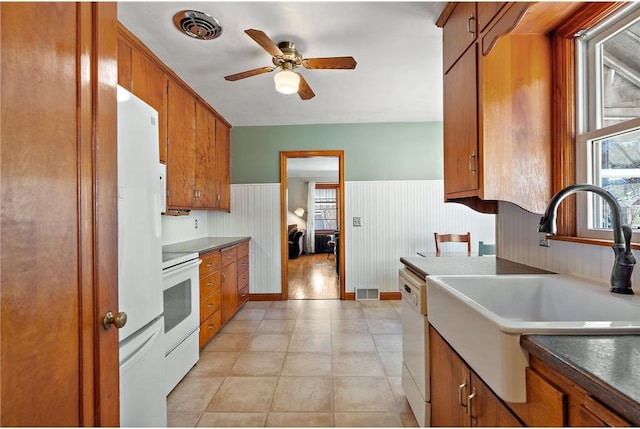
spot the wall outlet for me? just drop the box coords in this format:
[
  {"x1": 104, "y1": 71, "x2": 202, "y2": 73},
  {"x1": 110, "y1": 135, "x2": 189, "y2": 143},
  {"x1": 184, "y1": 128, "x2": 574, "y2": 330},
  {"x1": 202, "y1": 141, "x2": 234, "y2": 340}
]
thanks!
[
  {"x1": 194, "y1": 219, "x2": 199, "y2": 229},
  {"x1": 353, "y1": 216, "x2": 362, "y2": 227}
]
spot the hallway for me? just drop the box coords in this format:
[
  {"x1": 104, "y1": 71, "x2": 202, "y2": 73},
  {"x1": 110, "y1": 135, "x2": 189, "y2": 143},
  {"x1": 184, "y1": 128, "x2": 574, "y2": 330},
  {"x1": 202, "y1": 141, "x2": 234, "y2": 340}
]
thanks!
[{"x1": 287, "y1": 253, "x2": 339, "y2": 300}]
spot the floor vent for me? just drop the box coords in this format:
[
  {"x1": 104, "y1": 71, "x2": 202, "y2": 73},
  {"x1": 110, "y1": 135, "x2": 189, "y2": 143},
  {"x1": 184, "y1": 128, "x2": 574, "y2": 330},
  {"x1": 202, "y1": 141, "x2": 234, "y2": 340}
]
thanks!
[{"x1": 355, "y1": 288, "x2": 380, "y2": 300}]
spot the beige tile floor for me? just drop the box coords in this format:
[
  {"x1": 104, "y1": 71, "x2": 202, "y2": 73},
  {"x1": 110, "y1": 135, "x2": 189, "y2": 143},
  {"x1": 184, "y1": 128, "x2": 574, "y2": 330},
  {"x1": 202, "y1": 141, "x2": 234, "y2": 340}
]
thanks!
[{"x1": 167, "y1": 299, "x2": 418, "y2": 427}]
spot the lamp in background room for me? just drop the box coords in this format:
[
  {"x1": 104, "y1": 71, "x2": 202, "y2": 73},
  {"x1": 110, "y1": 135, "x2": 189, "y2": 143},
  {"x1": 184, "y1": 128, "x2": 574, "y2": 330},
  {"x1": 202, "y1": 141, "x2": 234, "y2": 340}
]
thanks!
[{"x1": 294, "y1": 207, "x2": 305, "y2": 217}]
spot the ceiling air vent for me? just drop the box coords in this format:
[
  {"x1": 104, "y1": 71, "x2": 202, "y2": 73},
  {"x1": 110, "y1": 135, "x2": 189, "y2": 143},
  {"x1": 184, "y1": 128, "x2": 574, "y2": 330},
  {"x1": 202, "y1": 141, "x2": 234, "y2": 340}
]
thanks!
[{"x1": 173, "y1": 10, "x2": 222, "y2": 41}]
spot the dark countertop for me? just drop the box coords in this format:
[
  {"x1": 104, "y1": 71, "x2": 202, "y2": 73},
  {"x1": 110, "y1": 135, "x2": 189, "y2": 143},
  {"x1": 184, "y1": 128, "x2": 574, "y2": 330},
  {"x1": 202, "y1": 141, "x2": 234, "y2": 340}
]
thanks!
[
  {"x1": 162, "y1": 236, "x2": 250, "y2": 255},
  {"x1": 522, "y1": 335, "x2": 640, "y2": 425},
  {"x1": 400, "y1": 255, "x2": 553, "y2": 279}
]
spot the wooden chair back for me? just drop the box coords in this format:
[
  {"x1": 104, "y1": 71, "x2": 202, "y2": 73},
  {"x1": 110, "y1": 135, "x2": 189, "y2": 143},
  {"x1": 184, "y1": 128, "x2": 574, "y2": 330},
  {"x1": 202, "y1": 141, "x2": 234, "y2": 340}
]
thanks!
[
  {"x1": 478, "y1": 241, "x2": 496, "y2": 256},
  {"x1": 434, "y1": 232, "x2": 471, "y2": 255}
]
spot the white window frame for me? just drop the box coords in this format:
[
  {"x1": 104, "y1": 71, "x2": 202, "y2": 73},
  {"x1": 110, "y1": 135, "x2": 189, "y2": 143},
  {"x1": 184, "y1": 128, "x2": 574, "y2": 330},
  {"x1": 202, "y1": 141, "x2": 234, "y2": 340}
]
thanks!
[{"x1": 576, "y1": 3, "x2": 640, "y2": 241}]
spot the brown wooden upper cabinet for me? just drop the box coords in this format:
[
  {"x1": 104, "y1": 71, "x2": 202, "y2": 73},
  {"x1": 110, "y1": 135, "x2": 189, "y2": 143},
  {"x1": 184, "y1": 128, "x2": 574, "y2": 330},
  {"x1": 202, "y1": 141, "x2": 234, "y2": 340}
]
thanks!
[
  {"x1": 437, "y1": 2, "x2": 581, "y2": 214},
  {"x1": 117, "y1": 23, "x2": 232, "y2": 212},
  {"x1": 167, "y1": 79, "x2": 197, "y2": 208},
  {"x1": 117, "y1": 37, "x2": 168, "y2": 163}
]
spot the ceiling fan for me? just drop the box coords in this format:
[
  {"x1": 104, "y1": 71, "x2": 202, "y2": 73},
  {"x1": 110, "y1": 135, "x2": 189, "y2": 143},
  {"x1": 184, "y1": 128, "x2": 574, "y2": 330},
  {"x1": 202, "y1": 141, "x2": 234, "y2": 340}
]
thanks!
[{"x1": 224, "y1": 29, "x2": 357, "y2": 100}]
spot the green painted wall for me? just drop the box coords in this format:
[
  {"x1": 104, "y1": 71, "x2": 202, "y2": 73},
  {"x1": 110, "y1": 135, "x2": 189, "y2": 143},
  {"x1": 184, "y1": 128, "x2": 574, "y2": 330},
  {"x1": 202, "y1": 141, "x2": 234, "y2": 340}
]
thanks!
[{"x1": 230, "y1": 122, "x2": 443, "y2": 183}]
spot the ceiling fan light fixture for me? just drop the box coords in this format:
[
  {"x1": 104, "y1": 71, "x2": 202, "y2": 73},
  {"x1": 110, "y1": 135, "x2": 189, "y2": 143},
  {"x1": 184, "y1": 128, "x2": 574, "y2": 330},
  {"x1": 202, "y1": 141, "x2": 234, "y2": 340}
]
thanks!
[{"x1": 274, "y1": 70, "x2": 300, "y2": 95}]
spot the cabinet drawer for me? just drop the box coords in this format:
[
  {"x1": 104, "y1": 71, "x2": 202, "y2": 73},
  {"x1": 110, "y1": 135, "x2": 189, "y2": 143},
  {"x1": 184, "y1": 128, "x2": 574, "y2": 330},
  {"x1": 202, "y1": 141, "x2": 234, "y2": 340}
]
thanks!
[
  {"x1": 238, "y1": 270, "x2": 249, "y2": 291},
  {"x1": 200, "y1": 287, "x2": 221, "y2": 322},
  {"x1": 238, "y1": 284, "x2": 249, "y2": 307},
  {"x1": 199, "y1": 309, "x2": 221, "y2": 349},
  {"x1": 221, "y1": 247, "x2": 237, "y2": 266},
  {"x1": 237, "y1": 241, "x2": 249, "y2": 259},
  {"x1": 200, "y1": 271, "x2": 220, "y2": 299},
  {"x1": 199, "y1": 251, "x2": 221, "y2": 277},
  {"x1": 237, "y1": 255, "x2": 249, "y2": 274}
]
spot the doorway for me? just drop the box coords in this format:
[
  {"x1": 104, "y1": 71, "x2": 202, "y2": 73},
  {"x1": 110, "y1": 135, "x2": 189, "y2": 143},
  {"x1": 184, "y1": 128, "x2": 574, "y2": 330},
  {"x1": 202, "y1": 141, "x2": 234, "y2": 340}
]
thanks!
[{"x1": 280, "y1": 151, "x2": 345, "y2": 300}]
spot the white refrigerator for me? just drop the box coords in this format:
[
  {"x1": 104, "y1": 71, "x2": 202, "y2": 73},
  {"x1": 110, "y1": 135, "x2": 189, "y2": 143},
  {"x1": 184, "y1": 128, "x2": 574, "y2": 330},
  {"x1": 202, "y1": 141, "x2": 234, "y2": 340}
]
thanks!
[{"x1": 117, "y1": 85, "x2": 167, "y2": 427}]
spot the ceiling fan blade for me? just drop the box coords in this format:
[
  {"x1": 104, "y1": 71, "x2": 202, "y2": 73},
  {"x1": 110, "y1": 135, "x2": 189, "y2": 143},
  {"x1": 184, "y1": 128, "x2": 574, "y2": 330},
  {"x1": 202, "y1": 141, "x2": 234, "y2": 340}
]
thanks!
[
  {"x1": 224, "y1": 66, "x2": 276, "y2": 81},
  {"x1": 244, "y1": 29, "x2": 284, "y2": 57},
  {"x1": 297, "y1": 74, "x2": 315, "y2": 100},
  {"x1": 302, "y1": 56, "x2": 357, "y2": 70}
]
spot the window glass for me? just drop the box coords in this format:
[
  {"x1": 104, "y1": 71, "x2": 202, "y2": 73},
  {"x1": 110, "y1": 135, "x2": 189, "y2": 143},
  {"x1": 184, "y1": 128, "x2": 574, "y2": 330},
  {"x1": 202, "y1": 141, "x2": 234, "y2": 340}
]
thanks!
[
  {"x1": 314, "y1": 187, "x2": 337, "y2": 230},
  {"x1": 588, "y1": 126, "x2": 640, "y2": 229},
  {"x1": 599, "y1": 16, "x2": 640, "y2": 128}
]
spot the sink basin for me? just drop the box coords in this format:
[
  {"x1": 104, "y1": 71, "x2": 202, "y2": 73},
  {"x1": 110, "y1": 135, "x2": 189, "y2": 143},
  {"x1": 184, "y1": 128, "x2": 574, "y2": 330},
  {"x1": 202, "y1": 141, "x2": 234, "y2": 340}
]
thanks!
[{"x1": 427, "y1": 274, "x2": 640, "y2": 403}]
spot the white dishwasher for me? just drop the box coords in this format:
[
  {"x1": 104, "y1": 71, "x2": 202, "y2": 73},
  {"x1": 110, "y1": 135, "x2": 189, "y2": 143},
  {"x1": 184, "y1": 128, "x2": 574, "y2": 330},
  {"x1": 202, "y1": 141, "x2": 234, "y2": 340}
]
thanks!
[{"x1": 399, "y1": 268, "x2": 430, "y2": 427}]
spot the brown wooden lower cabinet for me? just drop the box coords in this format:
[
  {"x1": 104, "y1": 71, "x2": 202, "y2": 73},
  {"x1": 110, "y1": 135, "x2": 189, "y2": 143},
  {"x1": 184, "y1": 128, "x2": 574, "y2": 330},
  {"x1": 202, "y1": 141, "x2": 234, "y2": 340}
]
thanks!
[
  {"x1": 430, "y1": 326, "x2": 523, "y2": 427},
  {"x1": 512, "y1": 355, "x2": 632, "y2": 427},
  {"x1": 431, "y1": 325, "x2": 631, "y2": 427},
  {"x1": 198, "y1": 241, "x2": 250, "y2": 349}
]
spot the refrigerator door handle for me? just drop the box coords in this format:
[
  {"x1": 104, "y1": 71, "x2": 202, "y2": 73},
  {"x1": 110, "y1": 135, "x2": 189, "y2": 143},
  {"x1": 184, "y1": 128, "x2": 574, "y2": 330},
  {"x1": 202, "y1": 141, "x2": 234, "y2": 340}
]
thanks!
[{"x1": 120, "y1": 321, "x2": 162, "y2": 374}]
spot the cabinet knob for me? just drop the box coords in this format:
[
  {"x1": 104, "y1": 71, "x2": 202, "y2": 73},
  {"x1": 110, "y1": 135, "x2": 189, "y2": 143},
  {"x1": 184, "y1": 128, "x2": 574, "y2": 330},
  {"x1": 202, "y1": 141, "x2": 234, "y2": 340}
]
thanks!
[
  {"x1": 468, "y1": 151, "x2": 477, "y2": 175},
  {"x1": 207, "y1": 281, "x2": 214, "y2": 286},
  {"x1": 208, "y1": 323, "x2": 216, "y2": 330},
  {"x1": 207, "y1": 262, "x2": 214, "y2": 268},
  {"x1": 207, "y1": 303, "x2": 214, "y2": 308},
  {"x1": 102, "y1": 311, "x2": 127, "y2": 330},
  {"x1": 467, "y1": 387, "x2": 477, "y2": 421},
  {"x1": 458, "y1": 378, "x2": 468, "y2": 409}
]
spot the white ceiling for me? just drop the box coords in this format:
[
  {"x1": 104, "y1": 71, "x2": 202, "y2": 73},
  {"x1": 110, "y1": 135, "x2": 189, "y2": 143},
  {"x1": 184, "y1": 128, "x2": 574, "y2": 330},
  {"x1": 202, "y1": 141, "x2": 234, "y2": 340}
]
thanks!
[{"x1": 117, "y1": 1, "x2": 446, "y2": 127}]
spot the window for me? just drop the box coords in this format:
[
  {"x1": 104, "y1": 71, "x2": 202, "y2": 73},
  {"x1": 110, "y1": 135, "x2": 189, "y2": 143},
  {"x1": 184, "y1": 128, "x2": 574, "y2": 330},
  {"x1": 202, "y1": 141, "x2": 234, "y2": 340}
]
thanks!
[
  {"x1": 577, "y1": 4, "x2": 640, "y2": 240},
  {"x1": 314, "y1": 185, "x2": 338, "y2": 231}
]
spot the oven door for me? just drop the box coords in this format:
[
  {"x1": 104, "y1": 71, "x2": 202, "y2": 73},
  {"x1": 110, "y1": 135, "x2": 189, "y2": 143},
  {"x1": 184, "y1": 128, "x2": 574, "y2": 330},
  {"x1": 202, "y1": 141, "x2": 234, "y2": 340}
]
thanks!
[{"x1": 162, "y1": 258, "x2": 201, "y2": 354}]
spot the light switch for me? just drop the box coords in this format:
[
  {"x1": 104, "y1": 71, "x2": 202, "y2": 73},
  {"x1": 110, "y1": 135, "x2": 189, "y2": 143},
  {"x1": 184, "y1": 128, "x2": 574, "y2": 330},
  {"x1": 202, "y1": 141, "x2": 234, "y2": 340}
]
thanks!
[{"x1": 353, "y1": 217, "x2": 362, "y2": 227}]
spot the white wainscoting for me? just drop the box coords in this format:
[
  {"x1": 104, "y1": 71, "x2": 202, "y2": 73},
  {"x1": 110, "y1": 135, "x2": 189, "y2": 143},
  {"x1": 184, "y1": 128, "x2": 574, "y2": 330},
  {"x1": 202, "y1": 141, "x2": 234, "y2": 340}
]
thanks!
[
  {"x1": 345, "y1": 180, "x2": 496, "y2": 293},
  {"x1": 207, "y1": 181, "x2": 496, "y2": 295},
  {"x1": 208, "y1": 184, "x2": 282, "y2": 295},
  {"x1": 161, "y1": 210, "x2": 209, "y2": 245},
  {"x1": 497, "y1": 201, "x2": 640, "y2": 286}
]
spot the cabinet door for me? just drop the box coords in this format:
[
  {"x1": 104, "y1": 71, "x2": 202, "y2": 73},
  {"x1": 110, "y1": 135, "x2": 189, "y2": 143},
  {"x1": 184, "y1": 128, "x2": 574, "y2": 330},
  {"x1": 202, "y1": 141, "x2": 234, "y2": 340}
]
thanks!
[
  {"x1": 131, "y1": 48, "x2": 167, "y2": 163},
  {"x1": 476, "y1": 2, "x2": 506, "y2": 33},
  {"x1": 430, "y1": 326, "x2": 472, "y2": 427},
  {"x1": 443, "y1": 44, "x2": 479, "y2": 196},
  {"x1": 215, "y1": 118, "x2": 231, "y2": 211},
  {"x1": 443, "y1": 2, "x2": 477, "y2": 73},
  {"x1": 221, "y1": 261, "x2": 238, "y2": 324},
  {"x1": 470, "y1": 373, "x2": 522, "y2": 427},
  {"x1": 195, "y1": 102, "x2": 217, "y2": 208},
  {"x1": 118, "y1": 38, "x2": 132, "y2": 90},
  {"x1": 167, "y1": 79, "x2": 196, "y2": 208}
]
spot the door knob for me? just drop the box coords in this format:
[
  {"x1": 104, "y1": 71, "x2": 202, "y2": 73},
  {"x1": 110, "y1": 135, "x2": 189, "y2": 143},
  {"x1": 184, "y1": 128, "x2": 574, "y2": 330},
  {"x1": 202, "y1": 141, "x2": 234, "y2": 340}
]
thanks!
[{"x1": 103, "y1": 311, "x2": 127, "y2": 330}]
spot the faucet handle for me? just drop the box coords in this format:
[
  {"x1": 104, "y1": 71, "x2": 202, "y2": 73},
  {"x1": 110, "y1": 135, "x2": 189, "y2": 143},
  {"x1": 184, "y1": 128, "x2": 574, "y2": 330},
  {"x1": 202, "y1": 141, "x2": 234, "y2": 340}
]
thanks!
[{"x1": 623, "y1": 225, "x2": 633, "y2": 253}]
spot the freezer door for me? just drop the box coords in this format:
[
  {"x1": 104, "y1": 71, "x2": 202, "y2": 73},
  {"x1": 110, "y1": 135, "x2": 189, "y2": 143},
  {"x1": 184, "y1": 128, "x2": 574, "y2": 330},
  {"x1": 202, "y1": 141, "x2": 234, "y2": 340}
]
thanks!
[
  {"x1": 117, "y1": 86, "x2": 163, "y2": 340},
  {"x1": 119, "y1": 316, "x2": 167, "y2": 427}
]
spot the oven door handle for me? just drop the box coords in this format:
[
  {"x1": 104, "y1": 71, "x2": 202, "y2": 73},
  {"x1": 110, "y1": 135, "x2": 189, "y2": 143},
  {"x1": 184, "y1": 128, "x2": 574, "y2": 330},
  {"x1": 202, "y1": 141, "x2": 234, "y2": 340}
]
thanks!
[{"x1": 162, "y1": 259, "x2": 202, "y2": 276}]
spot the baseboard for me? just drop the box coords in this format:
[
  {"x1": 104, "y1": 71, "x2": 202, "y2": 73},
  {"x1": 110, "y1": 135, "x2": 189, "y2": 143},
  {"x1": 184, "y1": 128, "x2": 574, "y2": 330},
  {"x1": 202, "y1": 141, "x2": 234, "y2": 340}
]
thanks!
[
  {"x1": 381, "y1": 291, "x2": 401, "y2": 300},
  {"x1": 248, "y1": 293, "x2": 283, "y2": 301},
  {"x1": 248, "y1": 292, "x2": 399, "y2": 301}
]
